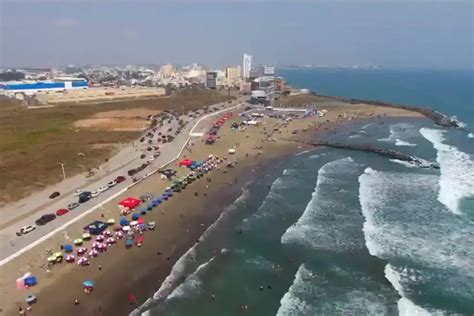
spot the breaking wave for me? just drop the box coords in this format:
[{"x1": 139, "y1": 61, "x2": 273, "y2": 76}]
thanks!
[
  {"x1": 378, "y1": 123, "x2": 418, "y2": 145},
  {"x1": 395, "y1": 139, "x2": 417, "y2": 147},
  {"x1": 281, "y1": 157, "x2": 366, "y2": 251},
  {"x1": 420, "y1": 127, "x2": 474, "y2": 215},
  {"x1": 468, "y1": 133, "x2": 474, "y2": 138}
]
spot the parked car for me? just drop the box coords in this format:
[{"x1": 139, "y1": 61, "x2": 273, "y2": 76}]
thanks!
[
  {"x1": 140, "y1": 154, "x2": 146, "y2": 159},
  {"x1": 67, "y1": 202, "x2": 80, "y2": 210},
  {"x1": 98, "y1": 186, "x2": 109, "y2": 193},
  {"x1": 90, "y1": 191, "x2": 100, "y2": 198},
  {"x1": 35, "y1": 214, "x2": 56, "y2": 226},
  {"x1": 56, "y1": 208, "x2": 69, "y2": 216},
  {"x1": 74, "y1": 190, "x2": 84, "y2": 196},
  {"x1": 78, "y1": 191, "x2": 92, "y2": 203},
  {"x1": 107, "y1": 180, "x2": 117, "y2": 188},
  {"x1": 49, "y1": 191, "x2": 60, "y2": 199},
  {"x1": 153, "y1": 152, "x2": 161, "y2": 158},
  {"x1": 115, "y1": 176, "x2": 126, "y2": 183},
  {"x1": 19, "y1": 225, "x2": 36, "y2": 235},
  {"x1": 148, "y1": 157, "x2": 154, "y2": 162}
]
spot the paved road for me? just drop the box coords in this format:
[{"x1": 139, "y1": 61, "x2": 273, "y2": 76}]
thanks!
[{"x1": 0, "y1": 99, "x2": 246, "y2": 263}]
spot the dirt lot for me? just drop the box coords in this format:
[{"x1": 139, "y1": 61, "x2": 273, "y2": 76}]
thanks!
[
  {"x1": 73, "y1": 108, "x2": 159, "y2": 131},
  {"x1": 0, "y1": 89, "x2": 232, "y2": 205}
]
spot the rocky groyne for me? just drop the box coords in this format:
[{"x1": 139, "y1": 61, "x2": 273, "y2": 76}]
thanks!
[
  {"x1": 312, "y1": 93, "x2": 459, "y2": 128},
  {"x1": 286, "y1": 139, "x2": 439, "y2": 169}
]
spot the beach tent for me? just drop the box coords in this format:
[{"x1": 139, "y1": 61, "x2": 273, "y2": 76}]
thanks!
[
  {"x1": 132, "y1": 213, "x2": 140, "y2": 220},
  {"x1": 83, "y1": 280, "x2": 94, "y2": 288},
  {"x1": 119, "y1": 197, "x2": 141, "y2": 209},
  {"x1": 84, "y1": 221, "x2": 108, "y2": 235},
  {"x1": 63, "y1": 244, "x2": 73, "y2": 253},
  {"x1": 140, "y1": 208, "x2": 148, "y2": 215},
  {"x1": 24, "y1": 276, "x2": 37, "y2": 287}
]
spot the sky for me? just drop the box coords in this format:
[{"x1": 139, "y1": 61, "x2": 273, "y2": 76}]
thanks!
[{"x1": 1, "y1": 0, "x2": 473, "y2": 69}]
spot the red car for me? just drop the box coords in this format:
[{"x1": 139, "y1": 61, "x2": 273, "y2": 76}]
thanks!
[
  {"x1": 115, "y1": 176, "x2": 126, "y2": 183},
  {"x1": 56, "y1": 208, "x2": 69, "y2": 216}
]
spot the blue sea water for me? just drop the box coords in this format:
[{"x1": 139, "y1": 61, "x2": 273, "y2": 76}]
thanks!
[{"x1": 137, "y1": 69, "x2": 474, "y2": 316}]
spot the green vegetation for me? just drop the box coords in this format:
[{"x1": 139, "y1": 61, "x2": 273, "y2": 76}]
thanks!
[{"x1": 0, "y1": 89, "x2": 232, "y2": 204}]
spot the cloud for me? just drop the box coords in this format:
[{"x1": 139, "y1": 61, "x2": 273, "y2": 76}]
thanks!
[{"x1": 54, "y1": 18, "x2": 79, "y2": 28}]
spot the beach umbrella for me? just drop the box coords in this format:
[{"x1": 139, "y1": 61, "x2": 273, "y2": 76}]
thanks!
[
  {"x1": 147, "y1": 204, "x2": 153, "y2": 211},
  {"x1": 77, "y1": 247, "x2": 87, "y2": 255},
  {"x1": 88, "y1": 249, "x2": 98, "y2": 257},
  {"x1": 73, "y1": 239, "x2": 83, "y2": 246},
  {"x1": 125, "y1": 239, "x2": 133, "y2": 248},
  {"x1": 95, "y1": 235, "x2": 104, "y2": 242},
  {"x1": 137, "y1": 217, "x2": 144, "y2": 225},
  {"x1": 102, "y1": 230, "x2": 112, "y2": 237},
  {"x1": 115, "y1": 231, "x2": 124, "y2": 239},
  {"x1": 24, "y1": 276, "x2": 37, "y2": 287},
  {"x1": 92, "y1": 242, "x2": 100, "y2": 249},
  {"x1": 65, "y1": 255, "x2": 75, "y2": 263},
  {"x1": 63, "y1": 244, "x2": 73, "y2": 253},
  {"x1": 107, "y1": 218, "x2": 116, "y2": 225},
  {"x1": 83, "y1": 280, "x2": 94, "y2": 288},
  {"x1": 82, "y1": 233, "x2": 91, "y2": 240},
  {"x1": 25, "y1": 294, "x2": 37, "y2": 304},
  {"x1": 106, "y1": 237, "x2": 116, "y2": 245},
  {"x1": 141, "y1": 208, "x2": 148, "y2": 215},
  {"x1": 132, "y1": 213, "x2": 140, "y2": 221},
  {"x1": 97, "y1": 243, "x2": 107, "y2": 251},
  {"x1": 130, "y1": 221, "x2": 138, "y2": 227},
  {"x1": 119, "y1": 217, "x2": 129, "y2": 226},
  {"x1": 122, "y1": 225, "x2": 131, "y2": 232},
  {"x1": 77, "y1": 257, "x2": 89, "y2": 266}
]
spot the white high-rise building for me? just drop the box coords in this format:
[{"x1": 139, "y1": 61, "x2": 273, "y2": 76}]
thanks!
[{"x1": 242, "y1": 53, "x2": 253, "y2": 79}]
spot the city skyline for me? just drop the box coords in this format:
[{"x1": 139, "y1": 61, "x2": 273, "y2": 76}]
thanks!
[{"x1": 1, "y1": 1, "x2": 473, "y2": 69}]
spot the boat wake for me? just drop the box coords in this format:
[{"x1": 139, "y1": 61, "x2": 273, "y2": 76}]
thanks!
[{"x1": 420, "y1": 127, "x2": 474, "y2": 215}]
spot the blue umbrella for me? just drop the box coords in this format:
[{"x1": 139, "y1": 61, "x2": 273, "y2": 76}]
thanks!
[
  {"x1": 166, "y1": 192, "x2": 174, "y2": 197},
  {"x1": 132, "y1": 213, "x2": 140, "y2": 220},
  {"x1": 140, "y1": 209, "x2": 147, "y2": 215},
  {"x1": 63, "y1": 244, "x2": 73, "y2": 253},
  {"x1": 154, "y1": 198, "x2": 162, "y2": 203},
  {"x1": 119, "y1": 217, "x2": 129, "y2": 226},
  {"x1": 151, "y1": 202, "x2": 158, "y2": 208},
  {"x1": 83, "y1": 280, "x2": 94, "y2": 287},
  {"x1": 147, "y1": 205, "x2": 153, "y2": 211}
]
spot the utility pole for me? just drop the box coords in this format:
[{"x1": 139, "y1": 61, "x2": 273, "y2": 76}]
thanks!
[{"x1": 58, "y1": 162, "x2": 66, "y2": 180}]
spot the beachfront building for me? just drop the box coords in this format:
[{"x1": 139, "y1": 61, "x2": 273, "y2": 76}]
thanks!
[
  {"x1": 242, "y1": 53, "x2": 253, "y2": 79},
  {"x1": 0, "y1": 78, "x2": 88, "y2": 97}
]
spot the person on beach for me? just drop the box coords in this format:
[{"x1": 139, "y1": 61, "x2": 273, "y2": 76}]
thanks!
[{"x1": 74, "y1": 298, "x2": 79, "y2": 305}]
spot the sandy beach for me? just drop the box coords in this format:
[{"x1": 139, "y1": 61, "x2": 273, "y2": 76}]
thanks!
[{"x1": 0, "y1": 102, "x2": 422, "y2": 316}]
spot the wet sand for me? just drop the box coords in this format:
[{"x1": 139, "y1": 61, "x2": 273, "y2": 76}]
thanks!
[{"x1": 0, "y1": 103, "x2": 421, "y2": 316}]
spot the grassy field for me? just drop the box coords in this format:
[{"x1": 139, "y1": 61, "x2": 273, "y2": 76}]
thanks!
[{"x1": 0, "y1": 89, "x2": 232, "y2": 204}]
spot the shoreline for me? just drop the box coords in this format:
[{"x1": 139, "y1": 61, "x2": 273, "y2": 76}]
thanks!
[{"x1": 1, "y1": 102, "x2": 423, "y2": 316}]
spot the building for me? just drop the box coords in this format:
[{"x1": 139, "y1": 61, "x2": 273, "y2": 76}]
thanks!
[
  {"x1": 161, "y1": 64, "x2": 174, "y2": 77},
  {"x1": 242, "y1": 54, "x2": 253, "y2": 79},
  {"x1": 206, "y1": 72, "x2": 217, "y2": 89},
  {"x1": 0, "y1": 78, "x2": 88, "y2": 96},
  {"x1": 225, "y1": 66, "x2": 241, "y2": 81},
  {"x1": 275, "y1": 77, "x2": 286, "y2": 92}
]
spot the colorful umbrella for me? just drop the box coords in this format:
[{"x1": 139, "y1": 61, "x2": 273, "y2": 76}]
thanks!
[
  {"x1": 77, "y1": 257, "x2": 89, "y2": 266},
  {"x1": 77, "y1": 247, "x2": 87, "y2": 255},
  {"x1": 95, "y1": 235, "x2": 104, "y2": 242},
  {"x1": 83, "y1": 280, "x2": 94, "y2": 288},
  {"x1": 88, "y1": 249, "x2": 98, "y2": 257},
  {"x1": 65, "y1": 255, "x2": 75, "y2": 263},
  {"x1": 106, "y1": 237, "x2": 116, "y2": 244}
]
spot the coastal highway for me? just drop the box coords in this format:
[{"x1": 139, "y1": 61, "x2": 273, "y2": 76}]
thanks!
[{"x1": 0, "y1": 100, "x2": 246, "y2": 265}]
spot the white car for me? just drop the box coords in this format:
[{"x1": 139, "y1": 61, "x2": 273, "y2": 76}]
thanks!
[
  {"x1": 20, "y1": 225, "x2": 36, "y2": 235},
  {"x1": 107, "y1": 180, "x2": 117, "y2": 188},
  {"x1": 91, "y1": 190, "x2": 100, "y2": 198},
  {"x1": 74, "y1": 190, "x2": 84, "y2": 196},
  {"x1": 98, "y1": 186, "x2": 109, "y2": 193},
  {"x1": 148, "y1": 157, "x2": 155, "y2": 162}
]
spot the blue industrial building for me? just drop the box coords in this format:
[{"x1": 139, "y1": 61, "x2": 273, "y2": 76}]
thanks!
[{"x1": 0, "y1": 79, "x2": 88, "y2": 95}]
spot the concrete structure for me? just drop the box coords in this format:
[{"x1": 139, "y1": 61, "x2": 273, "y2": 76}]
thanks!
[
  {"x1": 0, "y1": 79, "x2": 88, "y2": 96},
  {"x1": 242, "y1": 54, "x2": 253, "y2": 79}
]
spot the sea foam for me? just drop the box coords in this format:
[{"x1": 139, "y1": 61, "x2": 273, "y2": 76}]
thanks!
[
  {"x1": 420, "y1": 127, "x2": 474, "y2": 215},
  {"x1": 378, "y1": 123, "x2": 418, "y2": 146}
]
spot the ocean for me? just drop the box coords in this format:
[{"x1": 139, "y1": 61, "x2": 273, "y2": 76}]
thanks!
[{"x1": 136, "y1": 68, "x2": 474, "y2": 316}]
